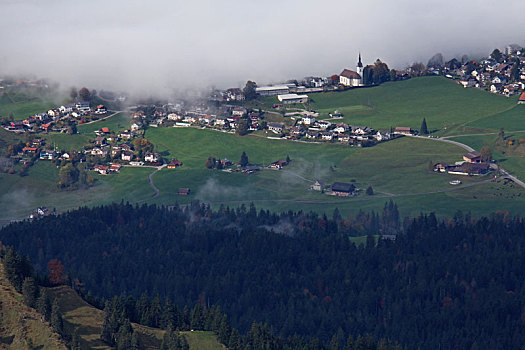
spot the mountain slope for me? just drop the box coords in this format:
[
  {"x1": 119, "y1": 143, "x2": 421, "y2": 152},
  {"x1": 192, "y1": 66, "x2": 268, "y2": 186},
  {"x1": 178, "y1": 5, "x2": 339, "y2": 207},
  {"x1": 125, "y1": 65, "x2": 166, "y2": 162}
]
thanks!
[{"x1": 0, "y1": 261, "x2": 67, "y2": 350}]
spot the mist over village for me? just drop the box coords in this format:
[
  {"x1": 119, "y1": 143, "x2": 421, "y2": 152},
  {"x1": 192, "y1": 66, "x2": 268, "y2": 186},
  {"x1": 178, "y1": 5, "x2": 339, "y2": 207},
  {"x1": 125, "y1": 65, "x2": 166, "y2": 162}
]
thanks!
[{"x1": 1, "y1": 1, "x2": 525, "y2": 350}]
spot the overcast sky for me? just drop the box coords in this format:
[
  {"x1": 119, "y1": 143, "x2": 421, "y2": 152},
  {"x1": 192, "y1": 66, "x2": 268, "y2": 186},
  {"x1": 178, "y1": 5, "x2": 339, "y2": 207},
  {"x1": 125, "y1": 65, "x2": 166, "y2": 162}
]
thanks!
[{"x1": 1, "y1": 0, "x2": 524, "y2": 94}]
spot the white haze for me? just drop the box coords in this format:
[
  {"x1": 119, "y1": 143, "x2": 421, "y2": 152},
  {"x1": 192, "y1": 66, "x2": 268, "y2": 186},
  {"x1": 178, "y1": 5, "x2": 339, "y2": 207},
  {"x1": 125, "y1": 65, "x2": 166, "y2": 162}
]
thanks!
[{"x1": 1, "y1": 0, "x2": 524, "y2": 95}]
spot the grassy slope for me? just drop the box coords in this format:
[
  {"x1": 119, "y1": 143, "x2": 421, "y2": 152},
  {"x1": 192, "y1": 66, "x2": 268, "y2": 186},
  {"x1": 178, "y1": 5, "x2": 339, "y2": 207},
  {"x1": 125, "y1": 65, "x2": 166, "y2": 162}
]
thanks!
[
  {"x1": 467, "y1": 104, "x2": 525, "y2": 132},
  {"x1": 0, "y1": 163, "x2": 154, "y2": 221},
  {"x1": 0, "y1": 261, "x2": 67, "y2": 350},
  {"x1": 48, "y1": 286, "x2": 223, "y2": 350},
  {"x1": 76, "y1": 112, "x2": 131, "y2": 135},
  {"x1": 145, "y1": 128, "x2": 525, "y2": 217},
  {"x1": 307, "y1": 76, "x2": 517, "y2": 133},
  {"x1": 0, "y1": 92, "x2": 60, "y2": 121}
]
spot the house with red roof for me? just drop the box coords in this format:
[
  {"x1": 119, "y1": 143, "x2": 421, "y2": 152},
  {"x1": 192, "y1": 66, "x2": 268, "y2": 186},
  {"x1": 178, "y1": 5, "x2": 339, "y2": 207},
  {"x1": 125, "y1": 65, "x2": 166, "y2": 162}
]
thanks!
[{"x1": 519, "y1": 92, "x2": 525, "y2": 104}]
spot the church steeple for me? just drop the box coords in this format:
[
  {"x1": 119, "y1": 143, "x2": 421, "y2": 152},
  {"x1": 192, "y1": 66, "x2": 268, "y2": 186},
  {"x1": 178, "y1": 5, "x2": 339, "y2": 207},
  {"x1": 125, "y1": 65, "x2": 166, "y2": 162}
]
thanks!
[{"x1": 356, "y1": 53, "x2": 363, "y2": 77}]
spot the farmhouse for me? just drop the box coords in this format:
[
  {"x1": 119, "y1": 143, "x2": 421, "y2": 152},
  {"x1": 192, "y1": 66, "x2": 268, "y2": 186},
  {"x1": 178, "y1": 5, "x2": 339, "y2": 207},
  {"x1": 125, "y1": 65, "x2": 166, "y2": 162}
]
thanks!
[
  {"x1": 277, "y1": 94, "x2": 309, "y2": 104},
  {"x1": 394, "y1": 127, "x2": 412, "y2": 135},
  {"x1": 311, "y1": 180, "x2": 325, "y2": 191},
  {"x1": 144, "y1": 153, "x2": 160, "y2": 163},
  {"x1": 330, "y1": 182, "x2": 356, "y2": 197},
  {"x1": 519, "y1": 92, "x2": 525, "y2": 104},
  {"x1": 268, "y1": 122, "x2": 284, "y2": 134},
  {"x1": 96, "y1": 105, "x2": 107, "y2": 114},
  {"x1": 131, "y1": 120, "x2": 143, "y2": 131},
  {"x1": 76, "y1": 102, "x2": 91, "y2": 112},
  {"x1": 256, "y1": 85, "x2": 289, "y2": 96},
  {"x1": 178, "y1": 188, "x2": 191, "y2": 196},
  {"x1": 94, "y1": 165, "x2": 109, "y2": 175},
  {"x1": 448, "y1": 163, "x2": 490, "y2": 176},
  {"x1": 433, "y1": 162, "x2": 449, "y2": 172},
  {"x1": 121, "y1": 152, "x2": 133, "y2": 161},
  {"x1": 167, "y1": 159, "x2": 182, "y2": 168},
  {"x1": 463, "y1": 151, "x2": 482, "y2": 163},
  {"x1": 269, "y1": 160, "x2": 288, "y2": 170},
  {"x1": 232, "y1": 107, "x2": 247, "y2": 117}
]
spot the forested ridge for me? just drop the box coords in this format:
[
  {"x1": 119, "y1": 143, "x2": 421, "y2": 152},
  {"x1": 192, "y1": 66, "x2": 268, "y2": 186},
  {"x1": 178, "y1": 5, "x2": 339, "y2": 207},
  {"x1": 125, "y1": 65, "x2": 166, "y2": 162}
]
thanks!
[{"x1": 1, "y1": 202, "x2": 525, "y2": 349}]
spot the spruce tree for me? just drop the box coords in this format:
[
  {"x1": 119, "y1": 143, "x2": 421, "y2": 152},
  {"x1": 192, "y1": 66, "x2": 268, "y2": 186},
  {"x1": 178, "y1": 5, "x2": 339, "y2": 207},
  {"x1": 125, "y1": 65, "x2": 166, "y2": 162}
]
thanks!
[
  {"x1": 239, "y1": 151, "x2": 249, "y2": 167},
  {"x1": 50, "y1": 298, "x2": 64, "y2": 336},
  {"x1": 36, "y1": 289, "x2": 52, "y2": 321},
  {"x1": 22, "y1": 277, "x2": 38, "y2": 308},
  {"x1": 420, "y1": 117, "x2": 428, "y2": 135}
]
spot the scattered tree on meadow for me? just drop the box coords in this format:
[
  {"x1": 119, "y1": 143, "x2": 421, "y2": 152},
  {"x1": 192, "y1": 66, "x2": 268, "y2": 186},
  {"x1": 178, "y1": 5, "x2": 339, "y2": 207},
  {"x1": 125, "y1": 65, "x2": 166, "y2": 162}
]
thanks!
[
  {"x1": 240, "y1": 151, "x2": 249, "y2": 167},
  {"x1": 420, "y1": 117, "x2": 428, "y2": 135},
  {"x1": 481, "y1": 146, "x2": 492, "y2": 162},
  {"x1": 366, "y1": 186, "x2": 374, "y2": 195}
]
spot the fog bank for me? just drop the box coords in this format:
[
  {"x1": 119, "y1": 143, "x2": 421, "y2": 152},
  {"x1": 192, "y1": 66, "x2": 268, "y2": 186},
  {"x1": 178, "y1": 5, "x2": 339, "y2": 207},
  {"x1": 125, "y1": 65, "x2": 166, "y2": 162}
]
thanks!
[{"x1": 1, "y1": 0, "x2": 524, "y2": 94}]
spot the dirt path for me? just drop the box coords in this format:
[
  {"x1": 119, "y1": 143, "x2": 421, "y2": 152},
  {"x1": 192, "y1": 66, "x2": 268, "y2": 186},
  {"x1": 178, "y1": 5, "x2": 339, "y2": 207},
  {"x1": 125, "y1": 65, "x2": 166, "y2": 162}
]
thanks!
[
  {"x1": 80, "y1": 110, "x2": 122, "y2": 125},
  {"x1": 134, "y1": 165, "x2": 166, "y2": 203}
]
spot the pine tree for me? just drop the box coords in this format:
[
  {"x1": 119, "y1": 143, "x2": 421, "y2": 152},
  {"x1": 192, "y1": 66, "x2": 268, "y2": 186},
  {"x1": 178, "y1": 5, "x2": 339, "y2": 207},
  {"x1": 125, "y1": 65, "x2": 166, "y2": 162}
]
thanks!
[
  {"x1": 228, "y1": 328, "x2": 242, "y2": 350},
  {"x1": 239, "y1": 151, "x2": 249, "y2": 167},
  {"x1": 50, "y1": 298, "x2": 64, "y2": 336},
  {"x1": 100, "y1": 302, "x2": 114, "y2": 345},
  {"x1": 36, "y1": 289, "x2": 52, "y2": 321},
  {"x1": 329, "y1": 333, "x2": 341, "y2": 350},
  {"x1": 420, "y1": 117, "x2": 428, "y2": 135},
  {"x1": 22, "y1": 277, "x2": 38, "y2": 308},
  {"x1": 366, "y1": 186, "x2": 374, "y2": 195}
]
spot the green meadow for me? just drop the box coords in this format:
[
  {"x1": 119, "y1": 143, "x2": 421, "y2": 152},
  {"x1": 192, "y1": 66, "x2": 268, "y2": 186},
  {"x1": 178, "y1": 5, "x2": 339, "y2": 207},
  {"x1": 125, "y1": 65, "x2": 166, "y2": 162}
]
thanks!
[
  {"x1": 0, "y1": 89, "x2": 63, "y2": 120},
  {"x1": 260, "y1": 76, "x2": 517, "y2": 135}
]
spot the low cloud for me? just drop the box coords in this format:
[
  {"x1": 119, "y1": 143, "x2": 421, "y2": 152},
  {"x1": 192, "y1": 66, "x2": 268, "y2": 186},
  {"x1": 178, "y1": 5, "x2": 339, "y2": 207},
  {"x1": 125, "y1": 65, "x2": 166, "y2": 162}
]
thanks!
[
  {"x1": 1, "y1": 0, "x2": 525, "y2": 95},
  {"x1": 195, "y1": 177, "x2": 245, "y2": 202}
]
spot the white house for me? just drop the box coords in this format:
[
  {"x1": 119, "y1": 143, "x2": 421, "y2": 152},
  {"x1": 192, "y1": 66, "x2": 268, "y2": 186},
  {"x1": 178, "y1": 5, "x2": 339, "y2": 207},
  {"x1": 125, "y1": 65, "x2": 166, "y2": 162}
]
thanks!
[
  {"x1": 144, "y1": 153, "x2": 159, "y2": 162},
  {"x1": 167, "y1": 113, "x2": 182, "y2": 121},
  {"x1": 131, "y1": 120, "x2": 143, "y2": 131},
  {"x1": 268, "y1": 122, "x2": 284, "y2": 134},
  {"x1": 302, "y1": 116, "x2": 316, "y2": 125}
]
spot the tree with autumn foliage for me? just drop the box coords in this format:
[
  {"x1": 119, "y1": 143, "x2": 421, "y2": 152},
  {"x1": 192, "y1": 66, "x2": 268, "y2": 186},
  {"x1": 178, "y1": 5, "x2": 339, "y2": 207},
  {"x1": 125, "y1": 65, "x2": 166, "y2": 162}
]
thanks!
[{"x1": 48, "y1": 259, "x2": 65, "y2": 285}]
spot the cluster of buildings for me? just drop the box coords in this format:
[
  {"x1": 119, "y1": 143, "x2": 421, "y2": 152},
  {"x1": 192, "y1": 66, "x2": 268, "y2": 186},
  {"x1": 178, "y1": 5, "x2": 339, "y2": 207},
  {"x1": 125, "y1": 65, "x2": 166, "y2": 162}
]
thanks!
[
  {"x1": 266, "y1": 114, "x2": 395, "y2": 145},
  {"x1": 436, "y1": 46, "x2": 525, "y2": 97},
  {"x1": 2, "y1": 101, "x2": 107, "y2": 133},
  {"x1": 433, "y1": 151, "x2": 491, "y2": 176},
  {"x1": 310, "y1": 180, "x2": 358, "y2": 197}
]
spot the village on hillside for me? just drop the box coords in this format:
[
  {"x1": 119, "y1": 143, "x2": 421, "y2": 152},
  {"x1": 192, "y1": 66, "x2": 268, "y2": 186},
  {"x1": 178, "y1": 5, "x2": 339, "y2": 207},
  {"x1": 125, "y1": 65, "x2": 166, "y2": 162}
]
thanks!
[{"x1": 1, "y1": 44, "x2": 523, "y2": 186}]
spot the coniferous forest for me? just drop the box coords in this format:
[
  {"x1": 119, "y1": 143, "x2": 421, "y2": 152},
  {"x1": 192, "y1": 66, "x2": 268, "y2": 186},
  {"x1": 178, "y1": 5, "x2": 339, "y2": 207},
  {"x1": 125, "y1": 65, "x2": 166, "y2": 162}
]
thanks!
[{"x1": 1, "y1": 202, "x2": 525, "y2": 349}]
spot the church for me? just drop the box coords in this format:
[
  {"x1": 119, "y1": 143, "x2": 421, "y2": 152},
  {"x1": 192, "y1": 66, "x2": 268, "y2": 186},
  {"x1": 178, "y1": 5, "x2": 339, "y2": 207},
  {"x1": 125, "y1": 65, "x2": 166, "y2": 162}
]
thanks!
[{"x1": 339, "y1": 54, "x2": 363, "y2": 87}]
